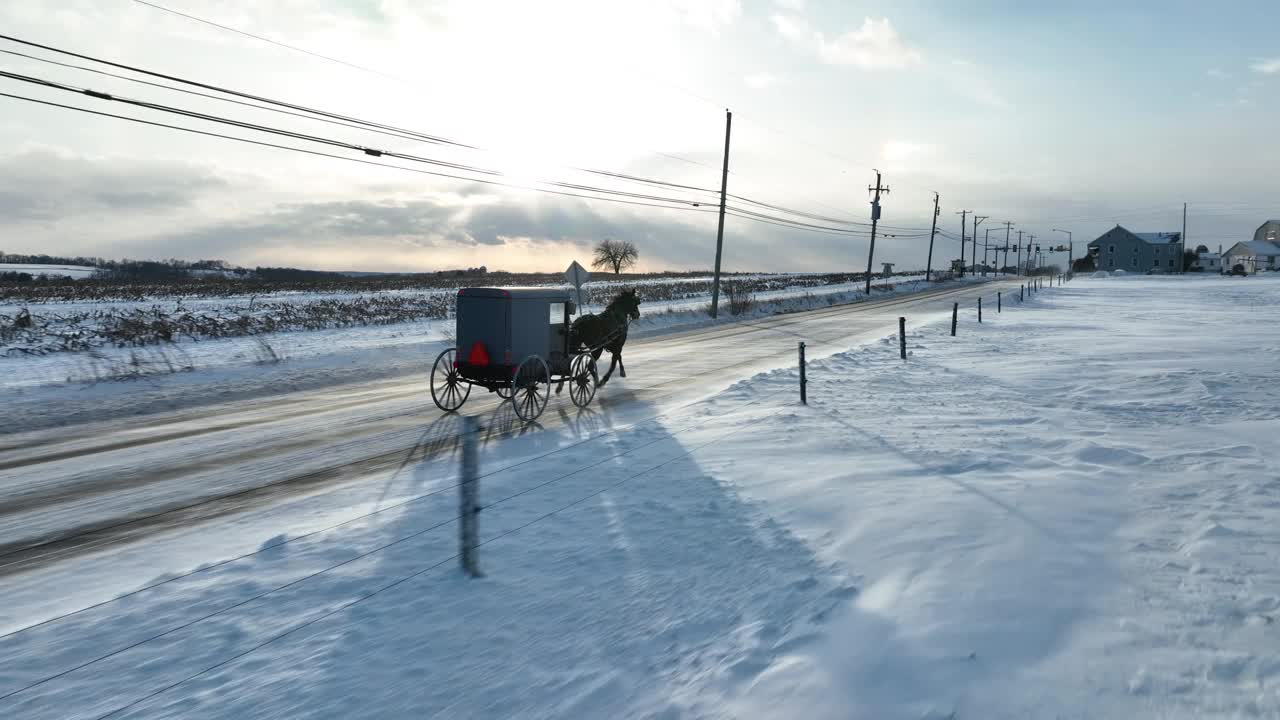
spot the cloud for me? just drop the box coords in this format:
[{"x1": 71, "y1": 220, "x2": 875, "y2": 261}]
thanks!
[
  {"x1": 773, "y1": 15, "x2": 921, "y2": 69},
  {"x1": 117, "y1": 196, "x2": 725, "y2": 272},
  {"x1": 1251, "y1": 58, "x2": 1280, "y2": 74},
  {"x1": 667, "y1": 0, "x2": 741, "y2": 33},
  {"x1": 744, "y1": 72, "x2": 782, "y2": 89},
  {"x1": 0, "y1": 146, "x2": 228, "y2": 221},
  {"x1": 773, "y1": 0, "x2": 806, "y2": 9},
  {"x1": 881, "y1": 141, "x2": 936, "y2": 171},
  {"x1": 1206, "y1": 68, "x2": 1229, "y2": 78}
]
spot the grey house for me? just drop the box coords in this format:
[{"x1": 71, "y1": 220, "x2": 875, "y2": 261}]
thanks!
[{"x1": 1087, "y1": 226, "x2": 1183, "y2": 273}]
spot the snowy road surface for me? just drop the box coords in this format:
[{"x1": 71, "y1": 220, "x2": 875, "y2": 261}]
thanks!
[
  {"x1": 0, "y1": 280, "x2": 1004, "y2": 574},
  {"x1": 5, "y1": 274, "x2": 1279, "y2": 719}
]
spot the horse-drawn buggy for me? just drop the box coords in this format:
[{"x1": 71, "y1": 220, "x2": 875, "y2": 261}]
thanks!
[{"x1": 430, "y1": 287, "x2": 640, "y2": 422}]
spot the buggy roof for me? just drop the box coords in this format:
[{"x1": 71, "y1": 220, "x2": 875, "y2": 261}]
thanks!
[{"x1": 458, "y1": 287, "x2": 573, "y2": 301}]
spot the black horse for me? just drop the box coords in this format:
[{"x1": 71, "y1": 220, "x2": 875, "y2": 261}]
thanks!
[{"x1": 560, "y1": 288, "x2": 641, "y2": 390}]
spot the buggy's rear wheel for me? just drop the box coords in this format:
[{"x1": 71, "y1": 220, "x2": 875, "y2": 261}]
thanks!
[
  {"x1": 568, "y1": 353, "x2": 597, "y2": 408},
  {"x1": 511, "y1": 355, "x2": 550, "y2": 422},
  {"x1": 496, "y1": 385, "x2": 513, "y2": 399},
  {"x1": 430, "y1": 348, "x2": 471, "y2": 412}
]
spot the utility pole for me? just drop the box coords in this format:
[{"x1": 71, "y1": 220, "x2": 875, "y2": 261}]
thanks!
[
  {"x1": 925, "y1": 192, "x2": 940, "y2": 282},
  {"x1": 1028, "y1": 234, "x2": 1037, "y2": 275},
  {"x1": 1016, "y1": 230, "x2": 1024, "y2": 275},
  {"x1": 709, "y1": 109, "x2": 732, "y2": 319},
  {"x1": 1053, "y1": 229, "x2": 1072, "y2": 272},
  {"x1": 983, "y1": 228, "x2": 992, "y2": 276},
  {"x1": 1002, "y1": 221, "x2": 1014, "y2": 276},
  {"x1": 1181, "y1": 202, "x2": 1188, "y2": 274},
  {"x1": 973, "y1": 215, "x2": 988, "y2": 276},
  {"x1": 956, "y1": 210, "x2": 970, "y2": 277},
  {"x1": 864, "y1": 170, "x2": 889, "y2": 295}
]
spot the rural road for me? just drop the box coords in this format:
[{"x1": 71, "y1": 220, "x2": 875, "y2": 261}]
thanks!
[{"x1": 0, "y1": 279, "x2": 1019, "y2": 574}]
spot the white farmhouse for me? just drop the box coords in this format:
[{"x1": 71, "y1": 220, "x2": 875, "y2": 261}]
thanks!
[{"x1": 1222, "y1": 241, "x2": 1280, "y2": 274}]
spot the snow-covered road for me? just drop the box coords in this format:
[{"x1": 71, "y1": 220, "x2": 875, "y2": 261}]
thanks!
[
  {"x1": 0, "y1": 280, "x2": 1005, "y2": 575},
  {"x1": 6, "y1": 274, "x2": 1275, "y2": 720}
]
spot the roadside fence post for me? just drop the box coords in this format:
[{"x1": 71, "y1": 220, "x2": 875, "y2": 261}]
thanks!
[
  {"x1": 460, "y1": 415, "x2": 481, "y2": 578},
  {"x1": 798, "y1": 341, "x2": 807, "y2": 404},
  {"x1": 951, "y1": 302, "x2": 958, "y2": 336},
  {"x1": 899, "y1": 317, "x2": 907, "y2": 359},
  {"x1": 978, "y1": 297, "x2": 983, "y2": 323},
  {"x1": 1020, "y1": 284, "x2": 1024, "y2": 301},
  {"x1": 998, "y1": 291, "x2": 1002, "y2": 313}
]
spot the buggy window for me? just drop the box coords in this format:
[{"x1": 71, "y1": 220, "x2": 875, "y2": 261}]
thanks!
[{"x1": 549, "y1": 302, "x2": 566, "y2": 323}]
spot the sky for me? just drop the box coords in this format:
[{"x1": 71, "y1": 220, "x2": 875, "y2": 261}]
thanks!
[{"x1": 0, "y1": 0, "x2": 1277, "y2": 273}]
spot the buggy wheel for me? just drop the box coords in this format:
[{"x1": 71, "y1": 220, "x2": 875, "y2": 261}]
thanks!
[
  {"x1": 430, "y1": 348, "x2": 471, "y2": 412},
  {"x1": 496, "y1": 385, "x2": 513, "y2": 399},
  {"x1": 511, "y1": 355, "x2": 550, "y2": 422},
  {"x1": 568, "y1": 353, "x2": 597, "y2": 408}
]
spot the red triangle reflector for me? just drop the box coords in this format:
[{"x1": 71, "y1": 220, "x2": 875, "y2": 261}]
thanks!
[{"x1": 467, "y1": 341, "x2": 490, "y2": 366}]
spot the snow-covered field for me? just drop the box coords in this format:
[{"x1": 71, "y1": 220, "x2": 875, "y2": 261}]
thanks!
[
  {"x1": 0, "y1": 273, "x2": 961, "y2": 393},
  {"x1": 0, "y1": 264, "x2": 98, "y2": 279},
  {"x1": 2, "y1": 274, "x2": 1277, "y2": 719}
]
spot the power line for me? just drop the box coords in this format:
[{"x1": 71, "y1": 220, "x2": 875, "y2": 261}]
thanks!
[
  {"x1": 0, "y1": 31, "x2": 479, "y2": 148},
  {"x1": 117, "y1": 4, "x2": 941, "y2": 230},
  {"x1": 0, "y1": 32, "x2": 953, "y2": 246},
  {"x1": 0, "y1": 38, "x2": 728, "y2": 200},
  {"x1": 0, "y1": 68, "x2": 718, "y2": 208},
  {"x1": 131, "y1": 0, "x2": 398, "y2": 80},
  {"x1": 0, "y1": 79, "x2": 935, "y2": 239},
  {"x1": 0, "y1": 91, "x2": 720, "y2": 216},
  {"x1": 2, "y1": 36, "x2": 902, "y2": 231}
]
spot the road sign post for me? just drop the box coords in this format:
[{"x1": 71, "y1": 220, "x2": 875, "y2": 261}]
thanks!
[{"x1": 564, "y1": 261, "x2": 591, "y2": 312}]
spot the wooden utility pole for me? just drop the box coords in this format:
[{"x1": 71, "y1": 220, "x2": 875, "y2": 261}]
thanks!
[
  {"x1": 983, "y1": 228, "x2": 992, "y2": 276},
  {"x1": 956, "y1": 210, "x2": 970, "y2": 278},
  {"x1": 925, "y1": 192, "x2": 940, "y2": 282},
  {"x1": 972, "y1": 215, "x2": 988, "y2": 276},
  {"x1": 1016, "y1": 230, "x2": 1024, "y2": 275},
  {"x1": 709, "y1": 109, "x2": 732, "y2": 319},
  {"x1": 1002, "y1": 221, "x2": 1014, "y2": 275},
  {"x1": 863, "y1": 171, "x2": 889, "y2": 295}
]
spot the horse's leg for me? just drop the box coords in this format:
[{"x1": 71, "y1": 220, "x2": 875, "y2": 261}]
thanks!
[
  {"x1": 598, "y1": 352, "x2": 619, "y2": 386},
  {"x1": 590, "y1": 348, "x2": 603, "y2": 384}
]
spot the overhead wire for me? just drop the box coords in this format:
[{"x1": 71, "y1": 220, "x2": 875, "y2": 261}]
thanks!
[
  {"x1": 1, "y1": 35, "x2": 906, "y2": 230},
  {"x1": 0, "y1": 91, "x2": 720, "y2": 215},
  {"x1": 113, "y1": 4, "x2": 936, "y2": 232}
]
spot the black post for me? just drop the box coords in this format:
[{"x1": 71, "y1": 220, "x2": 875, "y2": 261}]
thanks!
[
  {"x1": 951, "y1": 302, "x2": 958, "y2": 336},
  {"x1": 709, "y1": 109, "x2": 732, "y2": 319},
  {"x1": 998, "y1": 291, "x2": 1002, "y2": 313},
  {"x1": 459, "y1": 415, "x2": 481, "y2": 578},
  {"x1": 899, "y1": 317, "x2": 907, "y2": 359},
  {"x1": 978, "y1": 297, "x2": 983, "y2": 323},
  {"x1": 1020, "y1": 284, "x2": 1024, "y2": 302},
  {"x1": 798, "y1": 341, "x2": 807, "y2": 404}
]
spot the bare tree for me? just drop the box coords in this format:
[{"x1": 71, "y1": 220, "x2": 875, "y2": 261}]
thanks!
[{"x1": 591, "y1": 238, "x2": 639, "y2": 275}]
